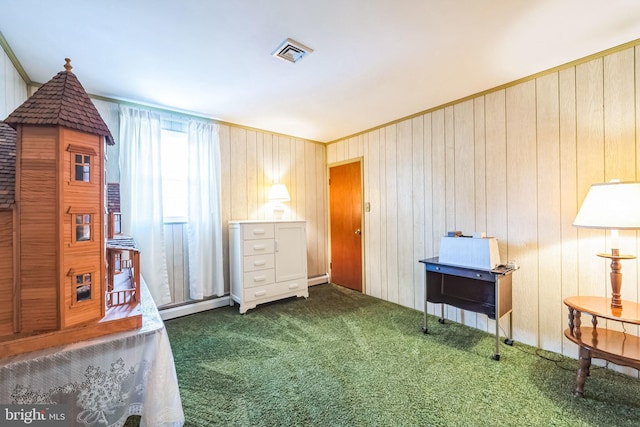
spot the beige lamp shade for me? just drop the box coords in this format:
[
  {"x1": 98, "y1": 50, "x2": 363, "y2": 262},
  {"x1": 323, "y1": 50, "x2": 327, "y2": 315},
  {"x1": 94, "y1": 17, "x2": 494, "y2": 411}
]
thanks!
[
  {"x1": 573, "y1": 181, "x2": 640, "y2": 230},
  {"x1": 268, "y1": 183, "x2": 291, "y2": 202}
]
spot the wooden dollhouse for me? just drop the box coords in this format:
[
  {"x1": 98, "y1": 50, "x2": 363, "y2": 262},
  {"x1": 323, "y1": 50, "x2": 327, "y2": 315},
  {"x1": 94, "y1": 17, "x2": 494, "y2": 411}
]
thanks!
[
  {"x1": 105, "y1": 183, "x2": 141, "y2": 314},
  {"x1": 0, "y1": 59, "x2": 141, "y2": 358}
]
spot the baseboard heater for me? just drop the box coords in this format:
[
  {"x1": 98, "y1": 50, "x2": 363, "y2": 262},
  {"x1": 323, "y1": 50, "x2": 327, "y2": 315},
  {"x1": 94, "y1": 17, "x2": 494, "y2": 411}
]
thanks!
[
  {"x1": 160, "y1": 274, "x2": 330, "y2": 320},
  {"x1": 160, "y1": 296, "x2": 231, "y2": 321},
  {"x1": 308, "y1": 273, "x2": 329, "y2": 286}
]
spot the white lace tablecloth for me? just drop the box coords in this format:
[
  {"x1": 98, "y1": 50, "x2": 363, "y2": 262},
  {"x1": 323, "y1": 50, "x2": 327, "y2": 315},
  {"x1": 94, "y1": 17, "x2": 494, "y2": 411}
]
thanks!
[{"x1": 0, "y1": 281, "x2": 184, "y2": 427}]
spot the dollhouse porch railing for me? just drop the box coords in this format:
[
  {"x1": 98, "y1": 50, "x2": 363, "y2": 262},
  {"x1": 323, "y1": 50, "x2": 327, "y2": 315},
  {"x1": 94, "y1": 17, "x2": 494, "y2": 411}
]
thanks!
[{"x1": 106, "y1": 288, "x2": 138, "y2": 306}]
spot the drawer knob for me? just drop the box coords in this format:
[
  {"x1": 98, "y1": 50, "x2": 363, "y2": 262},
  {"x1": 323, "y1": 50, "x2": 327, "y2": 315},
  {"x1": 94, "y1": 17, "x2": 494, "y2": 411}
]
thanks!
[
  {"x1": 253, "y1": 260, "x2": 266, "y2": 266},
  {"x1": 255, "y1": 290, "x2": 267, "y2": 297},
  {"x1": 253, "y1": 244, "x2": 265, "y2": 250},
  {"x1": 253, "y1": 229, "x2": 265, "y2": 235},
  {"x1": 288, "y1": 283, "x2": 299, "y2": 289},
  {"x1": 253, "y1": 276, "x2": 266, "y2": 282}
]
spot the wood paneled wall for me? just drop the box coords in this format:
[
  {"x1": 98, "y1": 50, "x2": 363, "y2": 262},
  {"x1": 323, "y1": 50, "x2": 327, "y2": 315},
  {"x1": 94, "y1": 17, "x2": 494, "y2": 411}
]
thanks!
[
  {"x1": 219, "y1": 125, "x2": 329, "y2": 292},
  {"x1": 328, "y1": 44, "x2": 640, "y2": 377},
  {"x1": 0, "y1": 48, "x2": 27, "y2": 121},
  {"x1": 0, "y1": 47, "x2": 27, "y2": 336}
]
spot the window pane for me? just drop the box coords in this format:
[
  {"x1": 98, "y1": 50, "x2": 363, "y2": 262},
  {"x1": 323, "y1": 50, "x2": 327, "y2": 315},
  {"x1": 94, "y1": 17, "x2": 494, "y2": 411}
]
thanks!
[
  {"x1": 161, "y1": 128, "x2": 188, "y2": 222},
  {"x1": 74, "y1": 214, "x2": 91, "y2": 242},
  {"x1": 76, "y1": 225, "x2": 90, "y2": 241},
  {"x1": 75, "y1": 272, "x2": 91, "y2": 303},
  {"x1": 75, "y1": 165, "x2": 84, "y2": 181},
  {"x1": 73, "y1": 154, "x2": 91, "y2": 182},
  {"x1": 76, "y1": 284, "x2": 91, "y2": 302}
]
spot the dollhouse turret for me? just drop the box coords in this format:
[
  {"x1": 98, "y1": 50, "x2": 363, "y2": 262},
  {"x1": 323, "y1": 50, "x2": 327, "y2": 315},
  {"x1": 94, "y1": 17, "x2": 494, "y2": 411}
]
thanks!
[
  {"x1": 0, "y1": 59, "x2": 140, "y2": 358},
  {"x1": 4, "y1": 58, "x2": 114, "y2": 331}
]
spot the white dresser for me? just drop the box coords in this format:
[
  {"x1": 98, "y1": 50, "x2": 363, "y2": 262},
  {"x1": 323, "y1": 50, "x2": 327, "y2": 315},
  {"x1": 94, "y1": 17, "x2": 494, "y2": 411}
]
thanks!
[{"x1": 229, "y1": 220, "x2": 308, "y2": 314}]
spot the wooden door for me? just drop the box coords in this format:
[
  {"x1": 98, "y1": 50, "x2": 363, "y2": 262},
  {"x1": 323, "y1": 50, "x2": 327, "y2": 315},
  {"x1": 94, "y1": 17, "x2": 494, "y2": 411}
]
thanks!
[{"x1": 329, "y1": 161, "x2": 362, "y2": 292}]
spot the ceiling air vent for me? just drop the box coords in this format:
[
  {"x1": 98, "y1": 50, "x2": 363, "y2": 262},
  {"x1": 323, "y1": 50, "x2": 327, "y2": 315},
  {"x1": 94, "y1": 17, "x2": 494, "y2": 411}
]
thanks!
[{"x1": 272, "y1": 38, "x2": 313, "y2": 63}]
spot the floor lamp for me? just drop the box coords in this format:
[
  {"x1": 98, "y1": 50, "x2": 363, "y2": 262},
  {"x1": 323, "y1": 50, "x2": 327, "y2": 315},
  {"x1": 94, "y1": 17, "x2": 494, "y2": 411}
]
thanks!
[{"x1": 573, "y1": 181, "x2": 640, "y2": 310}]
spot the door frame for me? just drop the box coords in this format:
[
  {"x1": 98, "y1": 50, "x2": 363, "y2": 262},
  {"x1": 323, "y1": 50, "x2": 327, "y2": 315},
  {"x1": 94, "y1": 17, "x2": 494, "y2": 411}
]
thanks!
[{"x1": 327, "y1": 158, "x2": 365, "y2": 293}]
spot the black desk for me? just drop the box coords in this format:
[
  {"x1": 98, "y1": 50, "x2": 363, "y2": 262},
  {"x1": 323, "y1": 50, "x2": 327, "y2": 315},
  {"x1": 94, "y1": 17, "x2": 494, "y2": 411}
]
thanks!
[{"x1": 419, "y1": 257, "x2": 515, "y2": 360}]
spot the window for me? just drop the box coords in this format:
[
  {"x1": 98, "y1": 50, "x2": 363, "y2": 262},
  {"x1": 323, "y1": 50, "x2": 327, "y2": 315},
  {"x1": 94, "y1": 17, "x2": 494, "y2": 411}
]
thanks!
[
  {"x1": 67, "y1": 145, "x2": 96, "y2": 184},
  {"x1": 114, "y1": 252, "x2": 122, "y2": 274},
  {"x1": 74, "y1": 273, "x2": 92, "y2": 304},
  {"x1": 108, "y1": 212, "x2": 122, "y2": 239},
  {"x1": 74, "y1": 154, "x2": 91, "y2": 182},
  {"x1": 114, "y1": 213, "x2": 122, "y2": 234},
  {"x1": 75, "y1": 214, "x2": 91, "y2": 242},
  {"x1": 161, "y1": 123, "x2": 188, "y2": 223}
]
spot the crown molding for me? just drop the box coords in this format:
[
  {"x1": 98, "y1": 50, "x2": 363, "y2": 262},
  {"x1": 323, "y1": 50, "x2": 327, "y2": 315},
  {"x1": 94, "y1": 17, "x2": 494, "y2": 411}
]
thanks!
[{"x1": 0, "y1": 30, "x2": 31, "y2": 85}]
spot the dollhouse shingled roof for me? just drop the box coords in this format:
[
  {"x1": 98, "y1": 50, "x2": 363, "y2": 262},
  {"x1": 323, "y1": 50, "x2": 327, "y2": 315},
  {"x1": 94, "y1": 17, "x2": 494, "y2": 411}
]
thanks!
[
  {"x1": 107, "y1": 183, "x2": 120, "y2": 213},
  {"x1": 0, "y1": 122, "x2": 16, "y2": 210},
  {"x1": 4, "y1": 59, "x2": 115, "y2": 145}
]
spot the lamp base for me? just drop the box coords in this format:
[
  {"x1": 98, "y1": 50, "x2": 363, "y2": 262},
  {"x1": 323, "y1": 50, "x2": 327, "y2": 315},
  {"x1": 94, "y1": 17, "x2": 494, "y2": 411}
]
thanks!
[{"x1": 597, "y1": 249, "x2": 636, "y2": 310}]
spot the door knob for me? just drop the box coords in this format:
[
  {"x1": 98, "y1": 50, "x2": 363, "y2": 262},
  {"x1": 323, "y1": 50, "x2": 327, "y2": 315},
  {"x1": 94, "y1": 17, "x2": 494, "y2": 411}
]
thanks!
[{"x1": 355, "y1": 229, "x2": 361, "y2": 235}]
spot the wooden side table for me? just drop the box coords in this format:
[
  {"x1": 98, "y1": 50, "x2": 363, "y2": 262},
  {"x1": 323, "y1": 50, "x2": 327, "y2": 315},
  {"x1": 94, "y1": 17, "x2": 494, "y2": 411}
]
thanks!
[{"x1": 563, "y1": 296, "x2": 640, "y2": 397}]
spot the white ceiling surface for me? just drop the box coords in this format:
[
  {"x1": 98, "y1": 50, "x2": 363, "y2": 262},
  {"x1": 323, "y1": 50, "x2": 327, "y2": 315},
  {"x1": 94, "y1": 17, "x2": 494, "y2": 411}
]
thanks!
[{"x1": 2, "y1": 1, "x2": 640, "y2": 142}]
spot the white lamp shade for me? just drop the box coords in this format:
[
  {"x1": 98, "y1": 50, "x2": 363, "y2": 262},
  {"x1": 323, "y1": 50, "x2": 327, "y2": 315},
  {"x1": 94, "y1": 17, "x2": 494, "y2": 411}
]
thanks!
[
  {"x1": 573, "y1": 181, "x2": 640, "y2": 229},
  {"x1": 268, "y1": 183, "x2": 291, "y2": 202}
]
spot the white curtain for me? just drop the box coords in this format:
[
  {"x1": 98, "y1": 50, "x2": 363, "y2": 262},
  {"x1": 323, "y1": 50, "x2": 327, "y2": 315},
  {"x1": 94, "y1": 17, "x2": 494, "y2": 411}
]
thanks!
[
  {"x1": 187, "y1": 120, "x2": 225, "y2": 298},
  {"x1": 119, "y1": 106, "x2": 172, "y2": 307}
]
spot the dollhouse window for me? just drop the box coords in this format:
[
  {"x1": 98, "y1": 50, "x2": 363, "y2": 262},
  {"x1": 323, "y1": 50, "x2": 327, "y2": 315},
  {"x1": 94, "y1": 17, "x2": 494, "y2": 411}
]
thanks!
[
  {"x1": 114, "y1": 213, "x2": 122, "y2": 234},
  {"x1": 75, "y1": 273, "x2": 92, "y2": 303},
  {"x1": 114, "y1": 252, "x2": 122, "y2": 273},
  {"x1": 75, "y1": 214, "x2": 91, "y2": 242},
  {"x1": 74, "y1": 154, "x2": 91, "y2": 182},
  {"x1": 67, "y1": 145, "x2": 96, "y2": 184}
]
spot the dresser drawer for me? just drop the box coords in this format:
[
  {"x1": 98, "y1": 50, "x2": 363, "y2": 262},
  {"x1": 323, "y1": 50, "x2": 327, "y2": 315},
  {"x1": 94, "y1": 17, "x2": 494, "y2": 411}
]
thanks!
[
  {"x1": 243, "y1": 269, "x2": 275, "y2": 289},
  {"x1": 243, "y1": 279, "x2": 307, "y2": 303},
  {"x1": 243, "y1": 239, "x2": 275, "y2": 256},
  {"x1": 243, "y1": 223, "x2": 274, "y2": 240},
  {"x1": 243, "y1": 254, "x2": 275, "y2": 272}
]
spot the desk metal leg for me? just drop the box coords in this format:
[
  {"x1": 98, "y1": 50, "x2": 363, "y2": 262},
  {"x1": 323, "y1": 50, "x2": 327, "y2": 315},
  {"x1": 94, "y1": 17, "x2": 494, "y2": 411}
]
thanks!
[
  {"x1": 493, "y1": 317, "x2": 500, "y2": 360},
  {"x1": 504, "y1": 312, "x2": 514, "y2": 346},
  {"x1": 422, "y1": 304, "x2": 428, "y2": 334},
  {"x1": 422, "y1": 273, "x2": 428, "y2": 334},
  {"x1": 438, "y1": 303, "x2": 446, "y2": 324},
  {"x1": 492, "y1": 275, "x2": 501, "y2": 360},
  {"x1": 438, "y1": 275, "x2": 446, "y2": 324}
]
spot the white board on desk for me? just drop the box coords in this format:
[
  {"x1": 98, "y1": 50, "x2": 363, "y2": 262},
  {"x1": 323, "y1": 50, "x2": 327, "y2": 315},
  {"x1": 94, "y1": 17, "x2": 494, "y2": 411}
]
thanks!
[{"x1": 438, "y1": 236, "x2": 501, "y2": 270}]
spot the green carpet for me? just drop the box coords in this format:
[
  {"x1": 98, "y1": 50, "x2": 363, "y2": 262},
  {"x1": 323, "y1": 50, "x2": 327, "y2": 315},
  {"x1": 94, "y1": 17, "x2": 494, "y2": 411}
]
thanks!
[{"x1": 163, "y1": 283, "x2": 640, "y2": 426}]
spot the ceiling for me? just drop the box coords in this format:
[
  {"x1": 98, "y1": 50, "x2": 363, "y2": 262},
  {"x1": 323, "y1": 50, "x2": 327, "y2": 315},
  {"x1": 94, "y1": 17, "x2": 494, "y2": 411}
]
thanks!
[{"x1": 2, "y1": 0, "x2": 640, "y2": 143}]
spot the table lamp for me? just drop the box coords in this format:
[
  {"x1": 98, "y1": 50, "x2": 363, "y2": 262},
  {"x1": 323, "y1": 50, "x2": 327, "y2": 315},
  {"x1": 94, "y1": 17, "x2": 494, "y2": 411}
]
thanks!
[
  {"x1": 572, "y1": 181, "x2": 640, "y2": 309},
  {"x1": 268, "y1": 183, "x2": 290, "y2": 218}
]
